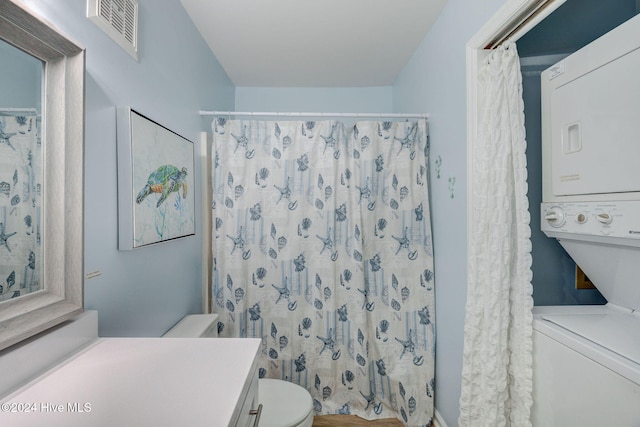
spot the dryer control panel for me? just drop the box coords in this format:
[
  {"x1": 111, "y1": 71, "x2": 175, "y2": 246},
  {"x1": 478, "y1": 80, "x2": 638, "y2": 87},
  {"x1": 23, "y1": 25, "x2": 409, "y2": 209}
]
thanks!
[{"x1": 541, "y1": 201, "x2": 640, "y2": 241}]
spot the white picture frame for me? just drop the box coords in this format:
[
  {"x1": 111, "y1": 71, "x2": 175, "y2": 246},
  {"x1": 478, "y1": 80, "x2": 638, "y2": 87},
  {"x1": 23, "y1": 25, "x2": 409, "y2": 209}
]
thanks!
[{"x1": 117, "y1": 108, "x2": 195, "y2": 250}]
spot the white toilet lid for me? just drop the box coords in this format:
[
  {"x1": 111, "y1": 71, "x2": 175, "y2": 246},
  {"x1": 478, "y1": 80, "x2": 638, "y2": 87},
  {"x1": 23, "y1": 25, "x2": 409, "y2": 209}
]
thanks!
[{"x1": 258, "y1": 379, "x2": 313, "y2": 427}]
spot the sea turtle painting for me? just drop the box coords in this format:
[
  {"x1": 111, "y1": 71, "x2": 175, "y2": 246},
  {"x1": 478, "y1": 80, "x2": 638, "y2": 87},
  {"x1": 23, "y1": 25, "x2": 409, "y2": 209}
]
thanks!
[{"x1": 136, "y1": 165, "x2": 188, "y2": 208}]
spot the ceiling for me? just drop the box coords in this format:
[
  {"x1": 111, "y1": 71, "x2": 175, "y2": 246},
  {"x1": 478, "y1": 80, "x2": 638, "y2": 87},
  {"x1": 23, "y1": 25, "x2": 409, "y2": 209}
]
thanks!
[{"x1": 180, "y1": 0, "x2": 448, "y2": 87}]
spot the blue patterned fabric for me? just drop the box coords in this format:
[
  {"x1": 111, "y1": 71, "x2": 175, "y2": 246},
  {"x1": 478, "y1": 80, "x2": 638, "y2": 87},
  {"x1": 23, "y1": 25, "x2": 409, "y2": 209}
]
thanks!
[
  {"x1": 211, "y1": 118, "x2": 435, "y2": 425},
  {"x1": 0, "y1": 110, "x2": 40, "y2": 303}
]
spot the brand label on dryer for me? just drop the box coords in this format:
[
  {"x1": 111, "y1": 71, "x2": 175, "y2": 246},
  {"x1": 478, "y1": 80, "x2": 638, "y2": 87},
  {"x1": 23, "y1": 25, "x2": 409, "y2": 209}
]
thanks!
[{"x1": 559, "y1": 174, "x2": 581, "y2": 182}]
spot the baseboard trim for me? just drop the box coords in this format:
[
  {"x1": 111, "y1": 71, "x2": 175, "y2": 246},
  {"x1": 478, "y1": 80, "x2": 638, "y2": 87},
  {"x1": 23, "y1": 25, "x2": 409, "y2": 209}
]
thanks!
[{"x1": 433, "y1": 409, "x2": 448, "y2": 427}]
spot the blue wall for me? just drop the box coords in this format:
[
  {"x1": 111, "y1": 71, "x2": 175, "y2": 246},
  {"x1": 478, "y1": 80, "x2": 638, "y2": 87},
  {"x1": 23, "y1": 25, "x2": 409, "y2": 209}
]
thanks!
[
  {"x1": 0, "y1": 41, "x2": 41, "y2": 111},
  {"x1": 517, "y1": 0, "x2": 637, "y2": 56},
  {"x1": 235, "y1": 86, "x2": 393, "y2": 116},
  {"x1": 392, "y1": 0, "x2": 506, "y2": 425},
  {"x1": 21, "y1": 0, "x2": 234, "y2": 337}
]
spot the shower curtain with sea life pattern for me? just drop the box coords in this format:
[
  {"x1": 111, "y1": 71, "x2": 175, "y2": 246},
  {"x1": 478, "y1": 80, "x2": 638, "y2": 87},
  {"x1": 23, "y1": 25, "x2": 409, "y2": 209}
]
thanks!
[
  {"x1": 0, "y1": 110, "x2": 41, "y2": 303},
  {"x1": 211, "y1": 118, "x2": 435, "y2": 426}
]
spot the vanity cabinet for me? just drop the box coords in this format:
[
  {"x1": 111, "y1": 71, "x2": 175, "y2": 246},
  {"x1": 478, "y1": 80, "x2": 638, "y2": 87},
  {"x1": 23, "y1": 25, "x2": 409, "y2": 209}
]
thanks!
[
  {"x1": 235, "y1": 364, "x2": 261, "y2": 427},
  {"x1": 0, "y1": 337, "x2": 261, "y2": 426}
]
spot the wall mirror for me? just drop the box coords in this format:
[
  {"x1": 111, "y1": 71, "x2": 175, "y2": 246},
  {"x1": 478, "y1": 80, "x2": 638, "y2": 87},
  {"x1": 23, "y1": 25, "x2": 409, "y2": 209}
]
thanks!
[{"x1": 0, "y1": 0, "x2": 84, "y2": 351}]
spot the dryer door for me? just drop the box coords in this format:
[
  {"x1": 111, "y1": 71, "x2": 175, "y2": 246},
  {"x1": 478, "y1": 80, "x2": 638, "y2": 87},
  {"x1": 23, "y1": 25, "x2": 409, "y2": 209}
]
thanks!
[{"x1": 542, "y1": 14, "x2": 640, "y2": 198}]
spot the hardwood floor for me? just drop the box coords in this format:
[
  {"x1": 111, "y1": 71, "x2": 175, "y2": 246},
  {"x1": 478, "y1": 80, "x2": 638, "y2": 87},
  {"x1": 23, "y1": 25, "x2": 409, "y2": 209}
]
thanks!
[{"x1": 312, "y1": 415, "x2": 404, "y2": 426}]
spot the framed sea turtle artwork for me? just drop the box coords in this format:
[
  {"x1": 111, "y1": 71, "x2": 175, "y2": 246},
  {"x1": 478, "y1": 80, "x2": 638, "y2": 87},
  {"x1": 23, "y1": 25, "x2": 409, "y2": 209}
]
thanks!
[{"x1": 117, "y1": 108, "x2": 195, "y2": 249}]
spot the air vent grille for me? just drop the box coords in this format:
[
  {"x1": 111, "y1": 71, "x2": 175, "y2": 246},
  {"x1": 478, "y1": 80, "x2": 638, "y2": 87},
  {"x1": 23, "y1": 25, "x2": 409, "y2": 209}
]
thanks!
[{"x1": 88, "y1": 0, "x2": 138, "y2": 60}]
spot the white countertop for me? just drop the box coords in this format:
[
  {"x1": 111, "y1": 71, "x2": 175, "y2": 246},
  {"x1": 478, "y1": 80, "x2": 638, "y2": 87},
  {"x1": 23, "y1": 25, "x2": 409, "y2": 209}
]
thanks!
[{"x1": 0, "y1": 337, "x2": 261, "y2": 426}]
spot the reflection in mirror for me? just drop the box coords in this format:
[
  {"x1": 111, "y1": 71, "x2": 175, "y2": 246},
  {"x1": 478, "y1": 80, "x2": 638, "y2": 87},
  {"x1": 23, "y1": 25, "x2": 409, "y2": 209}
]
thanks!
[
  {"x1": 0, "y1": 39, "x2": 43, "y2": 303},
  {"x1": 0, "y1": 0, "x2": 84, "y2": 351}
]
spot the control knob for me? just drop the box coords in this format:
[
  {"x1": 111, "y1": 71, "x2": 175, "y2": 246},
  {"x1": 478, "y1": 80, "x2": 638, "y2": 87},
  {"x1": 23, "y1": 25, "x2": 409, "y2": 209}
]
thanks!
[
  {"x1": 575, "y1": 213, "x2": 587, "y2": 224},
  {"x1": 544, "y1": 207, "x2": 566, "y2": 228},
  {"x1": 596, "y1": 213, "x2": 613, "y2": 224}
]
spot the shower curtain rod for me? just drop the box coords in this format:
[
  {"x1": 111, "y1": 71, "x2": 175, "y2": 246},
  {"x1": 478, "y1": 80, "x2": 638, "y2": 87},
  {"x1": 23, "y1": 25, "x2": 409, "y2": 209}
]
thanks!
[
  {"x1": 484, "y1": 0, "x2": 558, "y2": 49},
  {"x1": 199, "y1": 110, "x2": 429, "y2": 119}
]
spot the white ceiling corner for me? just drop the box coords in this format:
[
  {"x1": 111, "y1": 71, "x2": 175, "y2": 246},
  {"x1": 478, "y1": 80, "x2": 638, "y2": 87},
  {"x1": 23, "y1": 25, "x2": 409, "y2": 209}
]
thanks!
[{"x1": 180, "y1": 0, "x2": 448, "y2": 87}]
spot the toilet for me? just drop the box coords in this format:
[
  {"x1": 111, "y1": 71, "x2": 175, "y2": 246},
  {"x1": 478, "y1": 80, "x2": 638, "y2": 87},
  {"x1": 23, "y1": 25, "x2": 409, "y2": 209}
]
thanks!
[{"x1": 164, "y1": 314, "x2": 314, "y2": 427}]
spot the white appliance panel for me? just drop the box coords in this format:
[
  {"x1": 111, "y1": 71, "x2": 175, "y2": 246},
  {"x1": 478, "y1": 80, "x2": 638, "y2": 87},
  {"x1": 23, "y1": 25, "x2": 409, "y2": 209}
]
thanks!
[
  {"x1": 541, "y1": 201, "x2": 640, "y2": 311},
  {"x1": 542, "y1": 312, "x2": 640, "y2": 366},
  {"x1": 532, "y1": 320, "x2": 640, "y2": 427},
  {"x1": 550, "y1": 47, "x2": 640, "y2": 196},
  {"x1": 541, "y1": 13, "x2": 640, "y2": 203},
  {"x1": 536, "y1": 15, "x2": 640, "y2": 427}
]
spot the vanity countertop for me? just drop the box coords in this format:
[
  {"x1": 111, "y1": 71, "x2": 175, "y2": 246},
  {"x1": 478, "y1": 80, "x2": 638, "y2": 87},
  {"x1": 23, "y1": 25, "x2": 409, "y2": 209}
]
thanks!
[{"x1": 0, "y1": 337, "x2": 261, "y2": 426}]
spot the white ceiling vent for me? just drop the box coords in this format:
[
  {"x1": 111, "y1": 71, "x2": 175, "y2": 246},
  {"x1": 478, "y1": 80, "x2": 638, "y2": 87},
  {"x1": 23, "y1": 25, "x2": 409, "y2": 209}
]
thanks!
[{"x1": 88, "y1": 0, "x2": 138, "y2": 61}]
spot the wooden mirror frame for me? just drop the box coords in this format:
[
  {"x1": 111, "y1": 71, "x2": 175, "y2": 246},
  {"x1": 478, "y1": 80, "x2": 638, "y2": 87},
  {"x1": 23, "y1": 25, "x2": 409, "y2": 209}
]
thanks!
[{"x1": 0, "y1": 0, "x2": 84, "y2": 351}]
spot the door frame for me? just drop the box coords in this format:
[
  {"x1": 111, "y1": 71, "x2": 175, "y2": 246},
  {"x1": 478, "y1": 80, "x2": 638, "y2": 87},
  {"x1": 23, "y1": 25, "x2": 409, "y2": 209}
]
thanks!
[{"x1": 465, "y1": 0, "x2": 565, "y2": 281}]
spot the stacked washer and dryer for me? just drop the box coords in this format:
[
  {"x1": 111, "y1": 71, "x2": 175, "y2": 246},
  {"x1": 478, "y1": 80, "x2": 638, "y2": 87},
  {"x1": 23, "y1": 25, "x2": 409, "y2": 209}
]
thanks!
[{"x1": 533, "y1": 12, "x2": 640, "y2": 426}]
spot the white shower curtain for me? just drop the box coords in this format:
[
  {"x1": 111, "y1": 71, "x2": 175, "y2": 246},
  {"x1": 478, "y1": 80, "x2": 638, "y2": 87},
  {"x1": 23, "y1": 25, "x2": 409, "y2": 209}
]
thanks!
[
  {"x1": 211, "y1": 118, "x2": 435, "y2": 425},
  {"x1": 459, "y1": 41, "x2": 534, "y2": 427}
]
